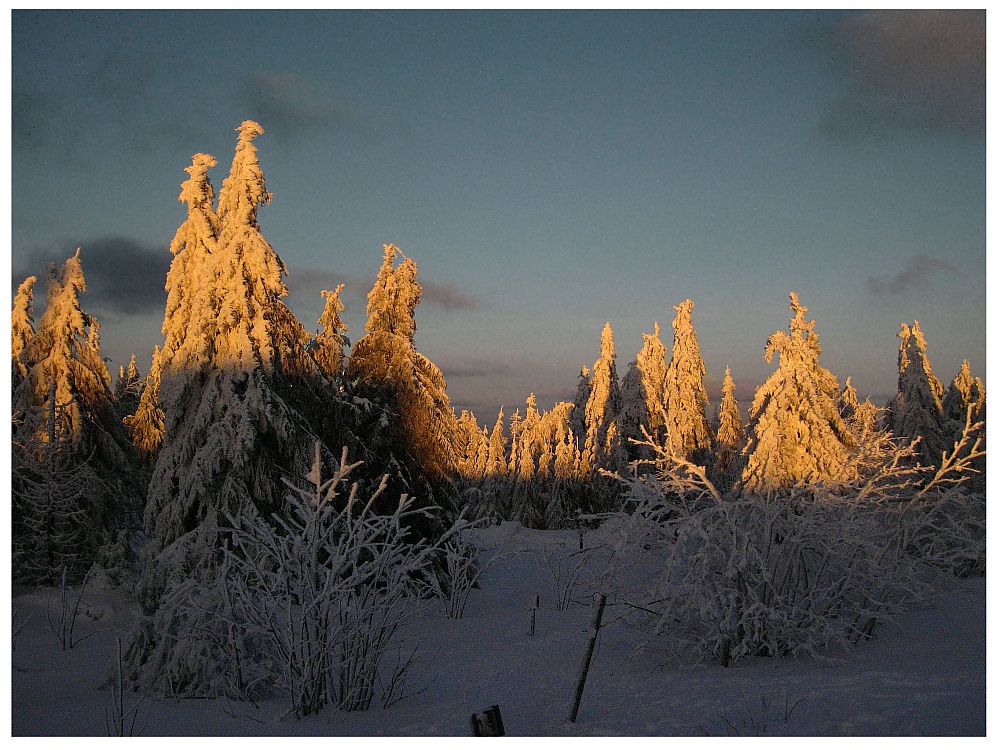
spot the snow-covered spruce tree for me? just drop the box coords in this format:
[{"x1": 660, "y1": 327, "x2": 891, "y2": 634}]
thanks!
[
  {"x1": 504, "y1": 399, "x2": 583, "y2": 528},
  {"x1": 454, "y1": 409, "x2": 486, "y2": 480},
  {"x1": 311, "y1": 283, "x2": 349, "y2": 380},
  {"x1": 940, "y1": 360, "x2": 986, "y2": 493},
  {"x1": 485, "y1": 407, "x2": 508, "y2": 478},
  {"x1": 510, "y1": 395, "x2": 549, "y2": 527},
  {"x1": 942, "y1": 360, "x2": 985, "y2": 429},
  {"x1": 114, "y1": 354, "x2": 143, "y2": 420},
  {"x1": 131, "y1": 124, "x2": 358, "y2": 697},
  {"x1": 475, "y1": 425, "x2": 490, "y2": 477},
  {"x1": 617, "y1": 322, "x2": 668, "y2": 465},
  {"x1": 516, "y1": 393, "x2": 542, "y2": 481},
  {"x1": 741, "y1": 293, "x2": 855, "y2": 494},
  {"x1": 711, "y1": 367, "x2": 746, "y2": 491},
  {"x1": 554, "y1": 423, "x2": 582, "y2": 482},
  {"x1": 347, "y1": 243, "x2": 459, "y2": 487},
  {"x1": 618, "y1": 359, "x2": 646, "y2": 455},
  {"x1": 663, "y1": 299, "x2": 712, "y2": 464},
  {"x1": 582, "y1": 322, "x2": 623, "y2": 477},
  {"x1": 12, "y1": 251, "x2": 138, "y2": 581},
  {"x1": 839, "y1": 376, "x2": 878, "y2": 442},
  {"x1": 127, "y1": 153, "x2": 221, "y2": 460},
  {"x1": 888, "y1": 321, "x2": 946, "y2": 467},
  {"x1": 568, "y1": 365, "x2": 591, "y2": 449},
  {"x1": 15, "y1": 252, "x2": 112, "y2": 445},
  {"x1": 123, "y1": 346, "x2": 164, "y2": 462},
  {"x1": 507, "y1": 409, "x2": 523, "y2": 475},
  {"x1": 11, "y1": 275, "x2": 37, "y2": 390},
  {"x1": 12, "y1": 384, "x2": 106, "y2": 584}
]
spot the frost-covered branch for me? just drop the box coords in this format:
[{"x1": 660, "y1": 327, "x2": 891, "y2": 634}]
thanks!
[{"x1": 140, "y1": 441, "x2": 465, "y2": 715}]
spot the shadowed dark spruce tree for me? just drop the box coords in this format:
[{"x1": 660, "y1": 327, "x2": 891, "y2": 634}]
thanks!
[
  {"x1": 888, "y1": 321, "x2": 947, "y2": 467},
  {"x1": 617, "y1": 322, "x2": 668, "y2": 466},
  {"x1": 940, "y1": 359, "x2": 986, "y2": 492}
]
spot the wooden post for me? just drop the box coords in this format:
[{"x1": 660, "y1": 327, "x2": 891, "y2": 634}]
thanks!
[
  {"x1": 567, "y1": 593, "x2": 607, "y2": 723},
  {"x1": 528, "y1": 594, "x2": 539, "y2": 636},
  {"x1": 470, "y1": 704, "x2": 505, "y2": 736}
]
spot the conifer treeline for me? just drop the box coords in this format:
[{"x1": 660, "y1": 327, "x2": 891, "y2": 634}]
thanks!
[{"x1": 10, "y1": 121, "x2": 987, "y2": 588}]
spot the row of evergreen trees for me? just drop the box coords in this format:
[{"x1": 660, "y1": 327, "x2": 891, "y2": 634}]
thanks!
[
  {"x1": 10, "y1": 120, "x2": 986, "y2": 593},
  {"x1": 449, "y1": 293, "x2": 985, "y2": 526}
]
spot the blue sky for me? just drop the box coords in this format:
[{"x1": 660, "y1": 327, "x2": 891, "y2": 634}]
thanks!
[{"x1": 10, "y1": 9, "x2": 986, "y2": 421}]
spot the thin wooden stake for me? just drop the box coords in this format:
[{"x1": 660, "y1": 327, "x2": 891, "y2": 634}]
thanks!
[{"x1": 567, "y1": 593, "x2": 607, "y2": 723}]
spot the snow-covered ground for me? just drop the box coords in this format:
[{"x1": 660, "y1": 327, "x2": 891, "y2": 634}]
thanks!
[{"x1": 10, "y1": 521, "x2": 986, "y2": 736}]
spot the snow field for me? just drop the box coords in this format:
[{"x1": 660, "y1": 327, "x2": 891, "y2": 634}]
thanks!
[{"x1": 11, "y1": 521, "x2": 986, "y2": 736}]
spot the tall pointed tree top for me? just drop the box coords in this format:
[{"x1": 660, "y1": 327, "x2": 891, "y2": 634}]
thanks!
[
  {"x1": 217, "y1": 120, "x2": 272, "y2": 230},
  {"x1": 177, "y1": 153, "x2": 218, "y2": 215},
  {"x1": 237, "y1": 120, "x2": 265, "y2": 139},
  {"x1": 671, "y1": 299, "x2": 694, "y2": 329}
]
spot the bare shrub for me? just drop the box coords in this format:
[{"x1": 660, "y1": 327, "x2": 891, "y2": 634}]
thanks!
[
  {"x1": 435, "y1": 532, "x2": 500, "y2": 620},
  {"x1": 106, "y1": 638, "x2": 145, "y2": 736},
  {"x1": 547, "y1": 548, "x2": 590, "y2": 611},
  {"x1": 712, "y1": 683, "x2": 805, "y2": 736},
  {"x1": 46, "y1": 565, "x2": 99, "y2": 651}
]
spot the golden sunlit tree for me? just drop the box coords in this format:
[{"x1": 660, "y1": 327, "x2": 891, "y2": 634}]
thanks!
[
  {"x1": 712, "y1": 366, "x2": 746, "y2": 490},
  {"x1": 581, "y1": 322, "x2": 622, "y2": 475},
  {"x1": 454, "y1": 409, "x2": 487, "y2": 480},
  {"x1": 128, "y1": 152, "x2": 220, "y2": 458},
  {"x1": 12, "y1": 251, "x2": 137, "y2": 582},
  {"x1": 940, "y1": 359, "x2": 986, "y2": 492},
  {"x1": 347, "y1": 243, "x2": 459, "y2": 483},
  {"x1": 741, "y1": 293, "x2": 855, "y2": 494},
  {"x1": 312, "y1": 284, "x2": 349, "y2": 380},
  {"x1": 838, "y1": 376, "x2": 878, "y2": 442},
  {"x1": 485, "y1": 407, "x2": 508, "y2": 478},
  {"x1": 663, "y1": 299, "x2": 712, "y2": 463},
  {"x1": 114, "y1": 353, "x2": 143, "y2": 420},
  {"x1": 11, "y1": 275, "x2": 37, "y2": 390},
  {"x1": 124, "y1": 346, "x2": 164, "y2": 461},
  {"x1": 135, "y1": 122, "x2": 344, "y2": 632}
]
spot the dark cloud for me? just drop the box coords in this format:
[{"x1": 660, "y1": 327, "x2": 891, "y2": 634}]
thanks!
[
  {"x1": 241, "y1": 73, "x2": 361, "y2": 141},
  {"x1": 419, "y1": 280, "x2": 479, "y2": 311},
  {"x1": 866, "y1": 254, "x2": 956, "y2": 297},
  {"x1": 13, "y1": 237, "x2": 170, "y2": 317},
  {"x1": 286, "y1": 267, "x2": 480, "y2": 312},
  {"x1": 822, "y1": 10, "x2": 985, "y2": 136}
]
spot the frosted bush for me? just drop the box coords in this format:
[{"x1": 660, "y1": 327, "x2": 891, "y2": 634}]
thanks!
[
  {"x1": 606, "y1": 418, "x2": 985, "y2": 667},
  {"x1": 138, "y1": 444, "x2": 468, "y2": 716}
]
